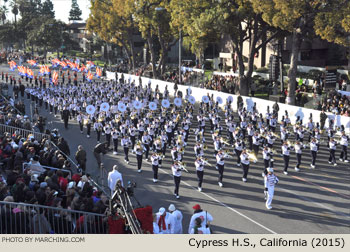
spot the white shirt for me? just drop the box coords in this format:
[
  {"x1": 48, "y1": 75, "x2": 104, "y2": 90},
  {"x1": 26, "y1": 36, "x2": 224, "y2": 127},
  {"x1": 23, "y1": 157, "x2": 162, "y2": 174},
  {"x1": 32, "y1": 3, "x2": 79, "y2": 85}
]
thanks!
[
  {"x1": 121, "y1": 138, "x2": 131, "y2": 147},
  {"x1": 170, "y1": 210, "x2": 183, "y2": 234},
  {"x1": 310, "y1": 141, "x2": 318, "y2": 152},
  {"x1": 188, "y1": 211, "x2": 213, "y2": 234},
  {"x1": 240, "y1": 153, "x2": 250, "y2": 165},
  {"x1": 340, "y1": 135, "x2": 348, "y2": 146},
  {"x1": 172, "y1": 164, "x2": 182, "y2": 177},
  {"x1": 294, "y1": 144, "x2": 303, "y2": 154},
  {"x1": 264, "y1": 173, "x2": 279, "y2": 188},
  {"x1": 107, "y1": 170, "x2": 123, "y2": 195},
  {"x1": 282, "y1": 145, "x2": 290, "y2": 156},
  {"x1": 195, "y1": 159, "x2": 204, "y2": 171},
  {"x1": 216, "y1": 153, "x2": 224, "y2": 165},
  {"x1": 156, "y1": 212, "x2": 175, "y2": 234},
  {"x1": 151, "y1": 155, "x2": 159, "y2": 166},
  {"x1": 329, "y1": 140, "x2": 337, "y2": 150},
  {"x1": 189, "y1": 226, "x2": 211, "y2": 234}
]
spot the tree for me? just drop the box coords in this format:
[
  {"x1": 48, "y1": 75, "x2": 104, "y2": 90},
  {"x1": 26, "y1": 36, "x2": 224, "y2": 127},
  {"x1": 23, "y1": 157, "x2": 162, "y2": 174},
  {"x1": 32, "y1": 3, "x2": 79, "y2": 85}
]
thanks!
[
  {"x1": 252, "y1": 0, "x2": 330, "y2": 105},
  {"x1": 41, "y1": 0, "x2": 55, "y2": 19},
  {"x1": 0, "y1": 5, "x2": 8, "y2": 25},
  {"x1": 313, "y1": 1, "x2": 350, "y2": 68},
  {"x1": 87, "y1": 0, "x2": 137, "y2": 71},
  {"x1": 132, "y1": 0, "x2": 178, "y2": 79},
  {"x1": 69, "y1": 0, "x2": 82, "y2": 21},
  {"x1": 171, "y1": 0, "x2": 282, "y2": 95}
]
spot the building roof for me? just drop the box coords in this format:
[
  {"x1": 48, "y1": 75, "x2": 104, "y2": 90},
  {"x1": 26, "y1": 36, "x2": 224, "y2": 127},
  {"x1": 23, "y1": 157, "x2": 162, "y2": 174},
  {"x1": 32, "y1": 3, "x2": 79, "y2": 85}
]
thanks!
[{"x1": 66, "y1": 22, "x2": 86, "y2": 30}]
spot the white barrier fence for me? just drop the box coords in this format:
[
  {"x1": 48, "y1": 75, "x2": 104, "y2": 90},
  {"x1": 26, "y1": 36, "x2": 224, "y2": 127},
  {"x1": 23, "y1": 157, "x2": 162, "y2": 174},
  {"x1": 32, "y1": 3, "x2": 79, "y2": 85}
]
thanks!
[{"x1": 107, "y1": 71, "x2": 350, "y2": 133}]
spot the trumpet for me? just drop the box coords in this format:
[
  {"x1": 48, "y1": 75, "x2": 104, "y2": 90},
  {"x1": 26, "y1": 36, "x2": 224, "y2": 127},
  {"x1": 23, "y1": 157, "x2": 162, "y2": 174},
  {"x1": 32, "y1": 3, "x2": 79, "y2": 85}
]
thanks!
[
  {"x1": 179, "y1": 147, "x2": 185, "y2": 153},
  {"x1": 83, "y1": 119, "x2": 89, "y2": 125},
  {"x1": 203, "y1": 144, "x2": 208, "y2": 150},
  {"x1": 153, "y1": 153, "x2": 165, "y2": 159}
]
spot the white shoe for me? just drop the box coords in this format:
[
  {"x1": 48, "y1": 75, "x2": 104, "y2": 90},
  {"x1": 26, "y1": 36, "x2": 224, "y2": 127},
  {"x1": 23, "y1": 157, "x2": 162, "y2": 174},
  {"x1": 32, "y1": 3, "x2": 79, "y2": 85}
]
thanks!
[
  {"x1": 339, "y1": 158, "x2": 344, "y2": 162},
  {"x1": 266, "y1": 205, "x2": 272, "y2": 210},
  {"x1": 218, "y1": 182, "x2": 223, "y2": 187},
  {"x1": 198, "y1": 187, "x2": 202, "y2": 192},
  {"x1": 295, "y1": 167, "x2": 300, "y2": 172},
  {"x1": 80, "y1": 131, "x2": 83, "y2": 134},
  {"x1": 242, "y1": 178, "x2": 247, "y2": 182},
  {"x1": 87, "y1": 135, "x2": 90, "y2": 138},
  {"x1": 159, "y1": 164, "x2": 162, "y2": 167},
  {"x1": 176, "y1": 195, "x2": 180, "y2": 199},
  {"x1": 283, "y1": 171, "x2": 288, "y2": 175},
  {"x1": 237, "y1": 163, "x2": 241, "y2": 167},
  {"x1": 215, "y1": 166, "x2": 218, "y2": 170},
  {"x1": 113, "y1": 151, "x2": 118, "y2": 155},
  {"x1": 97, "y1": 141, "x2": 100, "y2": 144},
  {"x1": 333, "y1": 163, "x2": 337, "y2": 166},
  {"x1": 345, "y1": 160, "x2": 349, "y2": 163},
  {"x1": 127, "y1": 161, "x2": 129, "y2": 164},
  {"x1": 261, "y1": 172, "x2": 265, "y2": 177},
  {"x1": 137, "y1": 169, "x2": 142, "y2": 173},
  {"x1": 310, "y1": 164, "x2": 315, "y2": 169},
  {"x1": 328, "y1": 161, "x2": 332, "y2": 164},
  {"x1": 153, "y1": 179, "x2": 158, "y2": 183}
]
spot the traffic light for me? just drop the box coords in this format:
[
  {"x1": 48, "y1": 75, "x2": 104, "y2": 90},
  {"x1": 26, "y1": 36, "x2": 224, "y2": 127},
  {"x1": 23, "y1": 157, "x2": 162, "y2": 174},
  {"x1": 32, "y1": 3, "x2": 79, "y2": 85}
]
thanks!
[{"x1": 269, "y1": 55, "x2": 280, "y2": 81}]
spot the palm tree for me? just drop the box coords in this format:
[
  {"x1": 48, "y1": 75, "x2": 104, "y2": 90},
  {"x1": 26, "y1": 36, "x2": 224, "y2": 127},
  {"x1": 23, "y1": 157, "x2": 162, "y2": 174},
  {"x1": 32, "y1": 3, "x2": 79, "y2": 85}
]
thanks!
[
  {"x1": 0, "y1": 6, "x2": 8, "y2": 25},
  {"x1": 10, "y1": 0, "x2": 18, "y2": 28}
]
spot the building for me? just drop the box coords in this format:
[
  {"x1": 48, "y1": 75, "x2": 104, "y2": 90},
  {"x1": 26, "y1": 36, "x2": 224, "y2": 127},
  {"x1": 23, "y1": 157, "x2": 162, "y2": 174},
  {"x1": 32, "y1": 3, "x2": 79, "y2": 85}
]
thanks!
[{"x1": 66, "y1": 22, "x2": 91, "y2": 52}]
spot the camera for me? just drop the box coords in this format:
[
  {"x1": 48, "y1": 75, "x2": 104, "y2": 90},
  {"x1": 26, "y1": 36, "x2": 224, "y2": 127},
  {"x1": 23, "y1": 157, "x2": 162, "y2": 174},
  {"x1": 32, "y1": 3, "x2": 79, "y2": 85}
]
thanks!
[{"x1": 126, "y1": 181, "x2": 137, "y2": 196}]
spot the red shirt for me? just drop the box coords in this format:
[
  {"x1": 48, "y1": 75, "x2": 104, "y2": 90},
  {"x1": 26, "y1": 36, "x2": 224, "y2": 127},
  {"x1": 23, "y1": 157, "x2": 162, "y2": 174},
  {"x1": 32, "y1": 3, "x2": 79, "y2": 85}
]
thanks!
[{"x1": 58, "y1": 177, "x2": 68, "y2": 192}]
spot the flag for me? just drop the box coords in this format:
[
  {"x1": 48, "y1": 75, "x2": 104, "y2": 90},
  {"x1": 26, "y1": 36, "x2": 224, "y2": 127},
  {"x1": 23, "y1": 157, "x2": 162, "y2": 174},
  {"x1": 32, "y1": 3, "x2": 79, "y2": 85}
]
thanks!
[
  {"x1": 95, "y1": 67, "x2": 102, "y2": 78},
  {"x1": 86, "y1": 61, "x2": 95, "y2": 68},
  {"x1": 44, "y1": 65, "x2": 51, "y2": 75},
  {"x1": 66, "y1": 60, "x2": 75, "y2": 69},
  {"x1": 27, "y1": 68, "x2": 34, "y2": 79},
  {"x1": 59, "y1": 61, "x2": 68, "y2": 69},
  {"x1": 87, "y1": 71, "x2": 93, "y2": 82},
  {"x1": 51, "y1": 71, "x2": 59, "y2": 85},
  {"x1": 78, "y1": 64, "x2": 86, "y2": 73},
  {"x1": 8, "y1": 61, "x2": 17, "y2": 71},
  {"x1": 27, "y1": 60, "x2": 37, "y2": 67},
  {"x1": 39, "y1": 65, "x2": 45, "y2": 76},
  {"x1": 51, "y1": 58, "x2": 61, "y2": 67},
  {"x1": 17, "y1": 66, "x2": 26, "y2": 76}
]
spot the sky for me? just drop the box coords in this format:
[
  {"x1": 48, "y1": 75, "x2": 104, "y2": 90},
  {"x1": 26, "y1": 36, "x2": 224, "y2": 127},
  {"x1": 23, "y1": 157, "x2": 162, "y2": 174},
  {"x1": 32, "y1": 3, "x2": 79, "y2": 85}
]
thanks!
[{"x1": 3, "y1": 0, "x2": 91, "y2": 23}]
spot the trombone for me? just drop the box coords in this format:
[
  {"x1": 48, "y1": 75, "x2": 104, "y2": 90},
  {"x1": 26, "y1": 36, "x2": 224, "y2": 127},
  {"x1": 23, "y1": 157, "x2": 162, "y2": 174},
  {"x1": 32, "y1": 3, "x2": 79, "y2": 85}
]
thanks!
[
  {"x1": 178, "y1": 162, "x2": 189, "y2": 173},
  {"x1": 246, "y1": 150, "x2": 258, "y2": 162},
  {"x1": 220, "y1": 137, "x2": 230, "y2": 146},
  {"x1": 199, "y1": 157, "x2": 212, "y2": 167},
  {"x1": 223, "y1": 149, "x2": 233, "y2": 158}
]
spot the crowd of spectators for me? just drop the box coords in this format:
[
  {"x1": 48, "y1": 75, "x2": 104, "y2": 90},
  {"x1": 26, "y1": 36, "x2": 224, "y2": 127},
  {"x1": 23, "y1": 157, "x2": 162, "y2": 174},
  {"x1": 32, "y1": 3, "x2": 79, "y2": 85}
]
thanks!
[
  {"x1": 314, "y1": 91, "x2": 350, "y2": 116},
  {"x1": 0, "y1": 131, "x2": 108, "y2": 233}
]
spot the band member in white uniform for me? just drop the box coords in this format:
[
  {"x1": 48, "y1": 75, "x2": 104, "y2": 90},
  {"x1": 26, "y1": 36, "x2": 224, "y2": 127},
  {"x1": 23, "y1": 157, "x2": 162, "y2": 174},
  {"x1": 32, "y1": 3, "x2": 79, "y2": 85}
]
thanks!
[
  {"x1": 216, "y1": 150, "x2": 225, "y2": 187},
  {"x1": 151, "y1": 152, "x2": 160, "y2": 182},
  {"x1": 339, "y1": 131, "x2": 349, "y2": 162},
  {"x1": 172, "y1": 161, "x2": 182, "y2": 199},
  {"x1": 310, "y1": 137, "x2": 318, "y2": 168},
  {"x1": 195, "y1": 157, "x2": 204, "y2": 192},
  {"x1": 264, "y1": 167, "x2": 279, "y2": 210},
  {"x1": 328, "y1": 137, "x2": 337, "y2": 166},
  {"x1": 240, "y1": 148, "x2": 250, "y2": 182}
]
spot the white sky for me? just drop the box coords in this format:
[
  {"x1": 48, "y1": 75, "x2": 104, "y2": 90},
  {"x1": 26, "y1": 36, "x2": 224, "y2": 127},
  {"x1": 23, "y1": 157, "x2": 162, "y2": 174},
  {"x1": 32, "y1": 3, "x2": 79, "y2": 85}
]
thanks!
[{"x1": 3, "y1": 0, "x2": 91, "y2": 23}]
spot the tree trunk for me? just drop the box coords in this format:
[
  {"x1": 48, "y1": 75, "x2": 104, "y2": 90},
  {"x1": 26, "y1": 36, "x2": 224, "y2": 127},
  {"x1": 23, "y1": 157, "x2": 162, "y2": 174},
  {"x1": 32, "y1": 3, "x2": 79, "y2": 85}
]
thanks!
[
  {"x1": 128, "y1": 30, "x2": 136, "y2": 74},
  {"x1": 147, "y1": 30, "x2": 157, "y2": 79},
  {"x1": 287, "y1": 30, "x2": 302, "y2": 105}
]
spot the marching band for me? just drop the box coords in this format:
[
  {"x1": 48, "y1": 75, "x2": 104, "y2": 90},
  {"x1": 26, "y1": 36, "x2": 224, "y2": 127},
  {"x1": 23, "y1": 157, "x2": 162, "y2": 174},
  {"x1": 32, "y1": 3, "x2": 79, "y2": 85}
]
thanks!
[{"x1": 23, "y1": 76, "x2": 350, "y2": 206}]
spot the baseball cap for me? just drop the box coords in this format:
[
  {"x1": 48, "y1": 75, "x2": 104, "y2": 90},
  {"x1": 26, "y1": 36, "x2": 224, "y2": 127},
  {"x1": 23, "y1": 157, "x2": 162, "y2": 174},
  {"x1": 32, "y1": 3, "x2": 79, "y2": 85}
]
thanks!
[
  {"x1": 192, "y1": 204, "x2": 201, "y2": 210},
  {"x1": 168, "y1": 204, "x2": 176, "y2": 212},
  {"x1": 159, "y1": 207, "x2": 166, "y2": 215}
]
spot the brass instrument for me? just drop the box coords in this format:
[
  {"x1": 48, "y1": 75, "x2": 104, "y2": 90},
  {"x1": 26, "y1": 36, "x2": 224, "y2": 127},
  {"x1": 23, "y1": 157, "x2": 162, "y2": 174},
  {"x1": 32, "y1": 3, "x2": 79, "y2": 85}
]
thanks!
[
  {"x1": 203, "y1": 144, "x2": 208, "y2": 150},
  {"x1": 246, "y1": 150, "x2": 258, "y2": 162},
  {"x1": 199, "y1": 157, "x2": 212, "y2": 167},
  {"x1": 178, "y1": 162, "x2": 189, "y2": 173},
  {"x1": 223, "y1": 150, "x2": 233, "y2": 158},
  {"x1": 220, "y1": 137, "x2": 230, "y2": 146}
]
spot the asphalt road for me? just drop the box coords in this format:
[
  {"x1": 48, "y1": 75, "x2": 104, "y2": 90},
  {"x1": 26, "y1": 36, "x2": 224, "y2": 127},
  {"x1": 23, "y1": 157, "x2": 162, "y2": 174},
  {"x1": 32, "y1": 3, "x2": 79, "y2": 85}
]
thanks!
[{"x1": 1, "y1": 64, "x2": 349, "y2": 234}]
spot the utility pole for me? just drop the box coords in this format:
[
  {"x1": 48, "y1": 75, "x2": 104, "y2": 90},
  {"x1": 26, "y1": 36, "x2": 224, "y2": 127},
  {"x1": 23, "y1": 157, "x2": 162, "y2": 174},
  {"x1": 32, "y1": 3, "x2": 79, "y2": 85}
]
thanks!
[
  {"x1": 279, "y1": 39, "x2": 284, "y2": 93},
  {"x1": 179, "y1": 29, "x2": 182, "y2": 84}
]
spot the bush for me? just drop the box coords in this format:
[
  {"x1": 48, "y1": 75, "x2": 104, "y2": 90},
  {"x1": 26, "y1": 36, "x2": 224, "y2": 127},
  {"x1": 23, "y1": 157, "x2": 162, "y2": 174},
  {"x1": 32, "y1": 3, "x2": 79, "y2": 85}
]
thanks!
[{"x1": 255, "y1": 67, "x2": 269, "y2": 73}]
